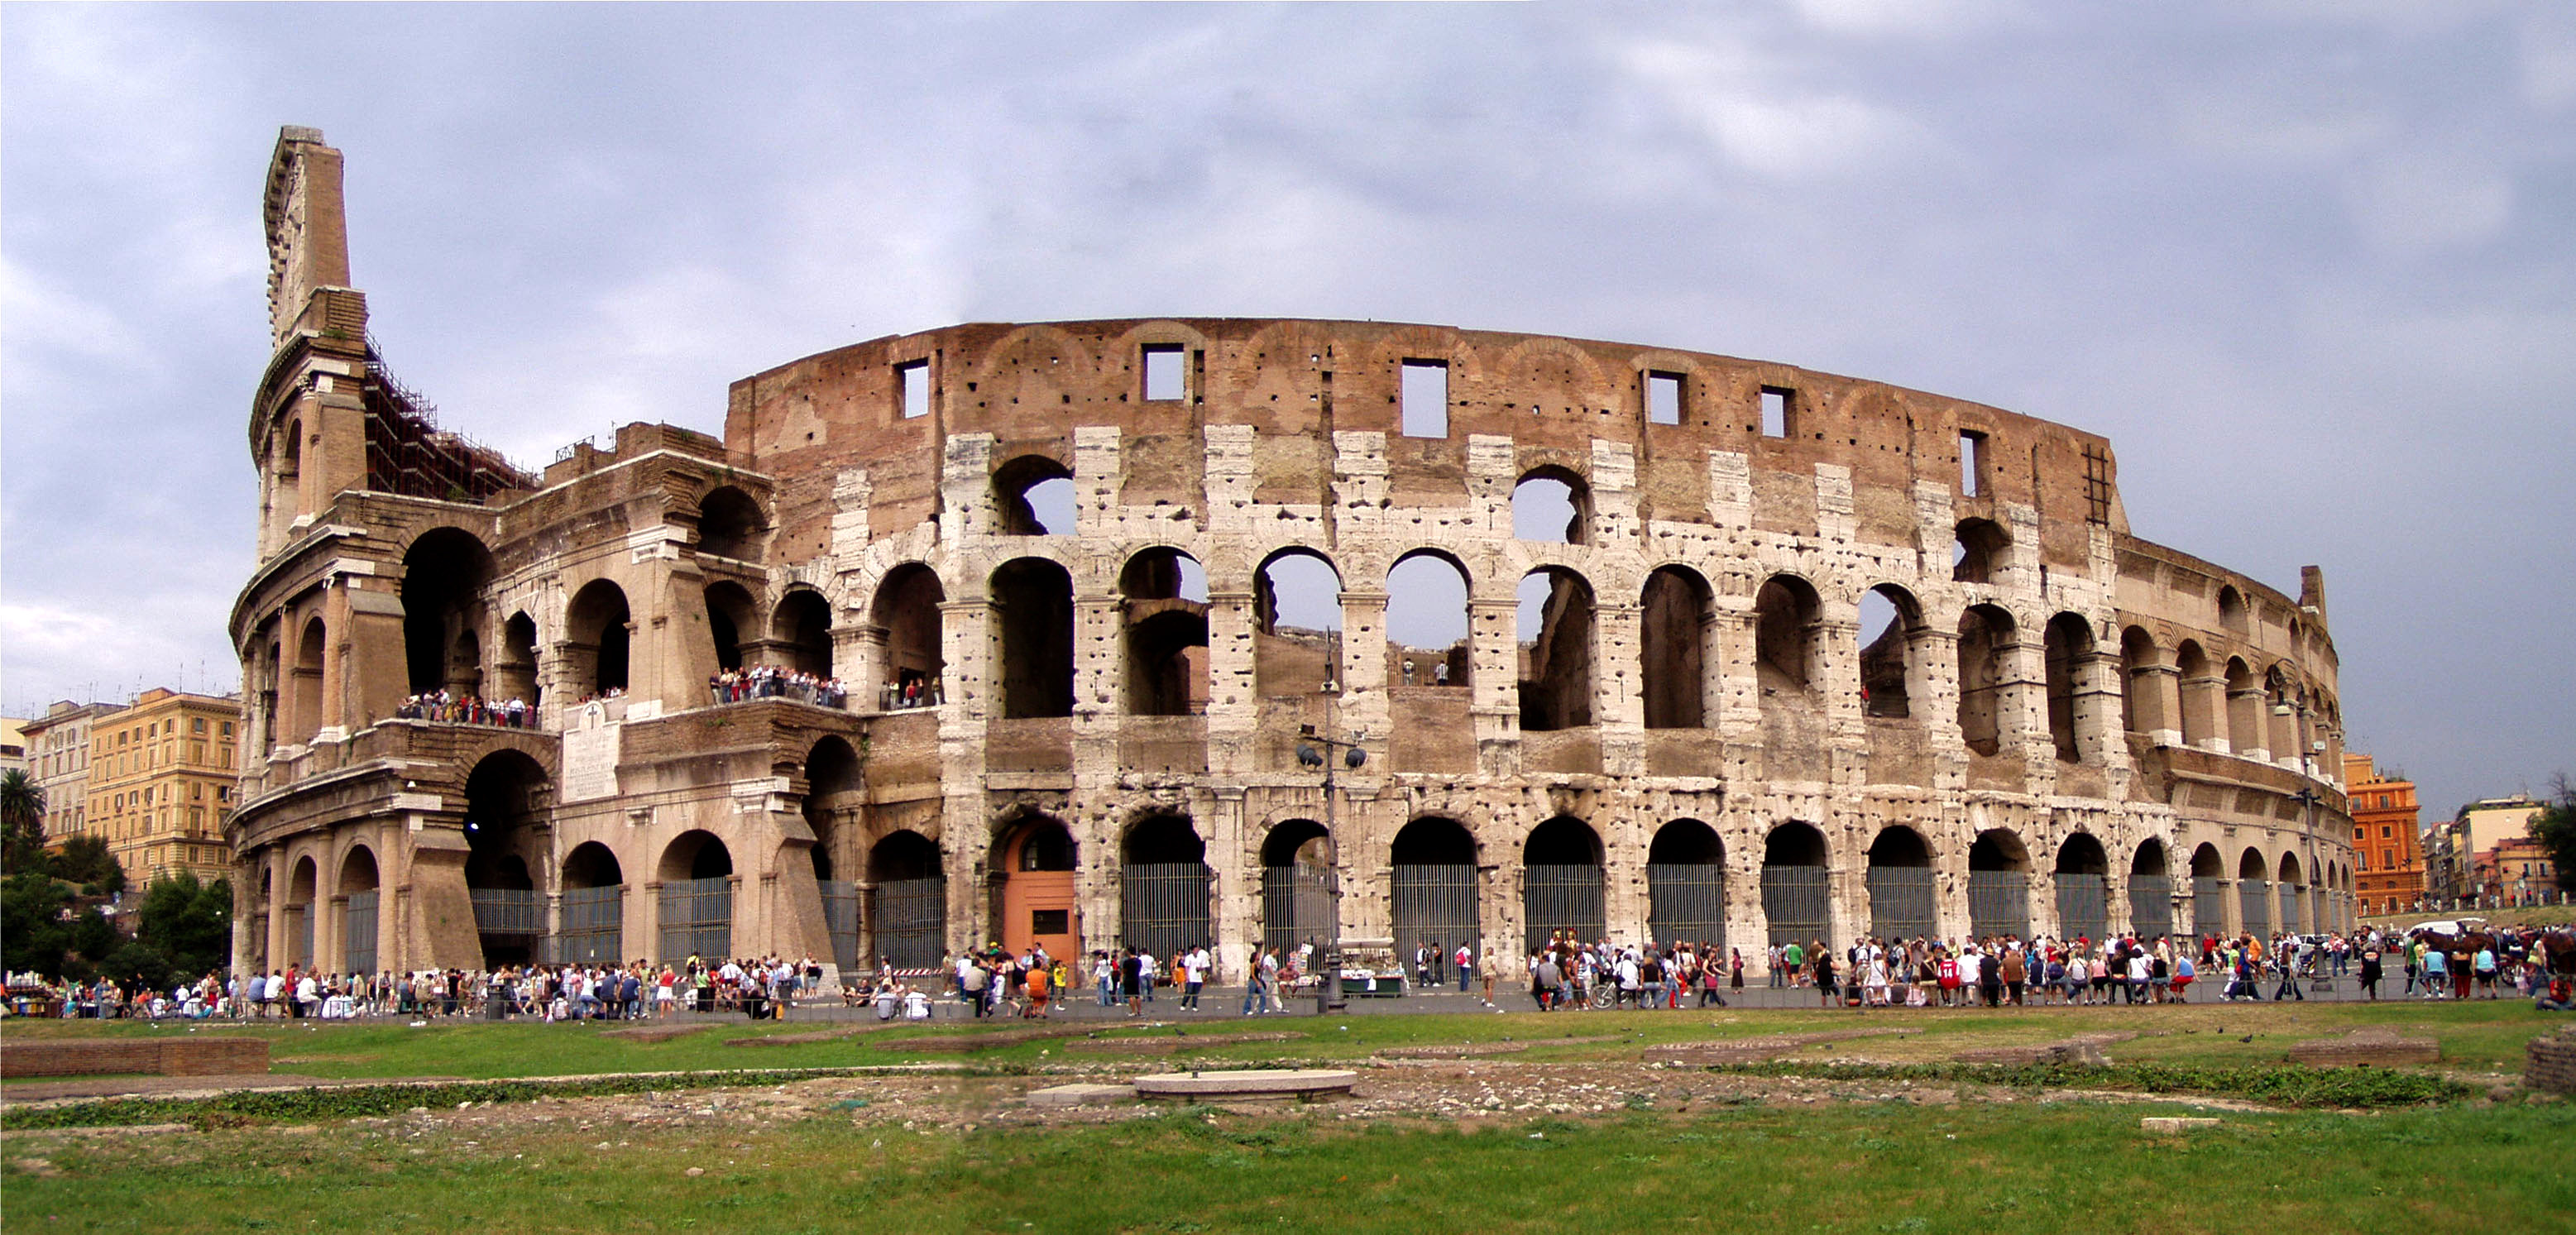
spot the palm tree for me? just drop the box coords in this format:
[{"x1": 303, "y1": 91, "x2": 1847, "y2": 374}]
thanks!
[{"x1": 0, "y1": 768, "x2": 46, "y2": 872}]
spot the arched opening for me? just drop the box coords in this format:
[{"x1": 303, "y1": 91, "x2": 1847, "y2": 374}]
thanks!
[
  {"x1": 1516, "y1": 567, "x2": 1596, "y2": 731},
  {"x1": 2224, "y1": 657, "x2": 2263, "y2": 759},
  {"x1": 1119, "y1": 548, "x2": 1209, "y2": 716},
  {"x1": 558, "y1": 841, "x2": 625, "y2": 965},
  {"x1": 872, "y1": 563, "x2": 946, "y2": 709},
  {"x1": 497, "y1": 612, "x2": 541, "y2": 709},
  {"x1": 292, "y1": 617, "x2": 327, "y2": 741},
  {"x1": 464, "y1": 750, "x2": 549, "y2": 966},
  {"x1": 402, "y1": 529, "x2": 493, "y2": 697},
  {"x1": 867, "y1": 831, "x2": 946, "y2": 969},
  {"x1": 2175, "y1": 640, "x2": 2215, "y2": 749},
  {"x1": 2129, "y1": 840, "x2": 2173, "y2": 941},
  {"x1": 802, "y1": 737, "x2": 861, "y2": 883},
  {"x1": 258, "y1": 639, "x2": 283, "y2": 754},
  {"x1": 658, "y1": 831, "x2": 735, "y2": 961},
  {"x1": 2216, "y1": 585, "x2": 2248, "y2": 634},
  {"x1": 993, "y1": 455, "x2": 1076, "y2": 536},
  {"x1": 1261, "y1": 820, "x2": 1338, "y2": 959},
  {"x1": 1255, "y1": 549, "x2": 1344, "y2": 697},
  {"x1": 697, "y1": 486, "x2": 766, "y2": 560},
  {"x1": 1511, "y1": 467, "x2": 1590, "y2": 544},
  {"x1": 994, "y1": 812, "x2": 1078, "y2": 960},
  {"x1": 1864, "y1": 826, "x2": 1936, "y2": 942},
  {"x1": 1647, "y1": 820, "x2": 1724, "y2": 950},
  {"x1": 773, "y1": 589, "x2": 834, "y2": 678},
  {"x1": 565, "y1": 580, "x2": 631, "y2": 697},
  {"x1": 2277, "y1": 851, "x2": 2305, "y2": 935},
  {"x1": 2043, "y1": 612, "x2": 2096, "y2": 763},
  {"x1": 1956, "y1": 604, "x2": 2015, "y2": 756},
  {"x1": 991, "y1": 558, "x2": 1075, "y2": 718},
  {"x1": 1640, "y1": 567, "x2": 1712, "y2": 729},
  {"x1": 2119, "y1": 626, "x2": 2162, "y2": 737},
  {"x1": 2189, "y1": 843, "x2": 2225, "y2": 939},
  {"x1": 1753, "y1": 574, "x2": 1822, "y2": 695},
  {"x1": 286, "y1": 856, "x2": 318, "y2": 968},
  {"x1": 705, "y1": 582, "x2": 758, "y2": 673},
  {"x1": 2236, "y1": 847, "x2": 2272, "y2": 938},
  {"x1": 1953, "y1": 518, "x2": 2008, "y2": 583},
  {"x1": 1120, "y1": 813, "x2": 1211, "y2": 961},
  {"x1": 269, "y1": 420, "x2": 303, "y2": 543},
  {"x1": 1391, "y1": 817, "x2": 1478, "y2": 969},
  {"x1": 2264, "y1": 665, "x2": 2299, "y2": 769},
  {"x1": 1386, "y1": 551, "x2": 1471, "y2": 689},
  {"x1": 338, "y1": 846, "x2": 380, "y2": 974},
  {"x1": 2052, "y1": 832, "x2": 2110, "y2": 942},
  {"x1": 1966, "y1": 829, "x2": 2032, "y2": 941},
  {"x1": 1521, "y1": 816, "x2": 1605, "y2": 953},
  {"x1": 1760, "y1": 822, "x2": 1831, "y2": 947},
  {"x1": 1858, "y1": 585, "x2": 1922, "y2": 720}
]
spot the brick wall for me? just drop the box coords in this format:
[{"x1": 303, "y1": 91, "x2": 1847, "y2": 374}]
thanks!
[
  {"x1": 2527, "y1": 1028, "x2": 2576, "y2": 1095},
  {"x1": 0, "y1": 1036, "x2": 268, "y2": 1079}
]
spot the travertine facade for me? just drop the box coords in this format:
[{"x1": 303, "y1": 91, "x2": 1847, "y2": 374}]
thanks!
[{"x1": 230, "y1": 128, "x2": 2359, "y2": 982}]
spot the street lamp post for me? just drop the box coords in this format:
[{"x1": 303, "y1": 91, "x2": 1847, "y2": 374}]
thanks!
[{"x1": 1296, "y1": 724, "x2": 1367, "y2": 1013}]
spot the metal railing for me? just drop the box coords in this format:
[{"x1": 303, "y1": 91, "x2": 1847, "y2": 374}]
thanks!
[
  {"x1": 1648, "y1": 863, "x2": 1726, "y2": 951},
  {"x1": 1120, "y1": 863, "x2": 1212, "y2": 960},
  {"x1": 1523, "y1": 864, "x2": 1606, "y2": 955},
  {"x1": 344, "y1": 892, "x2": 378, "y2": 974},
  {"x1": 658, "y1": 877, "x2": 733, "y2": 961},
  {"x1": 1762, "y1": 864, "x2": 1830, "y2": 946},
  {"x1": 1865, "y1": 866, "x2": 1937, "y2": 943}
]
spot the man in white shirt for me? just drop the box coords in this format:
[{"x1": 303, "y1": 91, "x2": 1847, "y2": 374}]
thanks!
[
  {"x1": 1180, "y1": 948, "x2": 1208, "y2": 1010},
  {"x1": 1137, "y1": 950, "x2": 1158, "y2": 1003}
]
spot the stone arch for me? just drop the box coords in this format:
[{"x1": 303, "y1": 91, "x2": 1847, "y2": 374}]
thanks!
[
  {"x1": 1953, "y1": 518, "x2": 2009, "y2": 583},
  {"x1": 1391, "y1": 816, "x2": 1480, "y2": 966},
  {"x1": 1387, "y1": 548, "x2": 1473, "y2": 690},
  {"x1": 705, "y1": 582, "x2": 759, "y2": 673},
  {"x1": 1517, "y1": 567, "x2": 1597, "y2": 731},
  {"x1": 2175, "y1": 639, "x2": 2217, "y2": 748},
  {"x1": 1119, "y1": 548, "x2": 1209, "y2": 716},
  {"x1": 2128, "y1": 838, "x2": 2174, "y2": 941},
  {"x1": 871, "y1": 562, "x2": 946, "y2": 708},
  {"x1": 2188, "y1": 842, "x2": 2226, "y2": 940},
  {"x1": 1865, "y1": 826, "x2": 1937, "y2": 942},
  {"x1": 993, "y1": 453, "x2": 1075, "y2": 536},
  {"x1": 1641, "y1": 566, "x2": 1714, "y2": 730},
  {"x1": 772, "y1": 587, "x2": 834, "y2": 677},
  {"x1": 2224, "y1": 656, "x2": 2263, "y2": 759},
  {"x1": 1858, "y1": 583, "x2": 1927, "y2": 720},
  {"x1": 1760, "y1": 821, "x2": 1831, "y2": 947},
  {"x1": 2277, "y1": 850, "x2": 2307, "y2": 935},
  {"x1": 1258, "y1": 818, "x2": 1338, "y2": 957},
  {"x1": 401, "y1": 528, "x2": 494, "y2": 697},
  {"x1": 564, "y1": 579, "x2": 632, "y2": 697},
  {"x1": 2217, "y1": 584, "x2": 2248, "y2": 634},
  {"x1": 802, "y1": 735, "x2": 860, "y2": 882},
  {"x1": 498, "y1": 611, "x2": 541, "y2": 706},
  {"x1": 991, "y1": 558, "x2": 1075, "y2": 719},
  {"x1": 2042, "y1": 611, "x2": 2097, "y2": 763},
  {"x1": 292, "y1": 615, "x2": 327, "y2": 741},
  {"x1": 657, "y1": 831, "x2": 735, "y2": 962},
  {"x1": 2236, "y1": 846, "x2": 2273, "y2": 938},
  {"x1": 337, "y1": 844, "x2": 381, "y2": 974},
  {"x1": 286, "y1": 854, "x2": 319, "y2": 968},
  {"x1": 992, "y1": 810, "x2": 1078, "y2": 960},
  {"x1": 1119, "y1": 811, "x2": 1212, "y2": 959},
  {"x1": 696, "y1": 486, "x2": 767, "y2": 560},
  {"x1": 562, "y1": 840, "x2": 624, "y2": 889},
  {"x1": 867, "y1": 830, "x2": 946, "y2": 969},
  {"x1": 1967, "y1": 828, "x2": 2033, "y2": 941},
  {"x1": 2052, "y1": 831, "x2": 2111, "y2": 941},
  {"x1": 2119, "y1": 625, "x2": 2163, "y2": 737},
  {"x1": 1511, "y1": 465, "x2": 1592, "y2": 545},
  {"x1": 1956, "y1": 604, "x2": 2017, "y2": 756},
  {"x1": 1646, "y1": 820, "x2": 1725, "y2": 949},
  {"x1": 1255, "y1": 548, "x2": 1343, "y2": 696},
  {"x1": 464, "y1": 749, "x2": 550, "y2": 965},
  {"x1": 1753, "y1": 573, "x2": 1823, "y2": 694},
  {"x1": 1521, "y1": 816, "x2": 1605, "y2": 953}
]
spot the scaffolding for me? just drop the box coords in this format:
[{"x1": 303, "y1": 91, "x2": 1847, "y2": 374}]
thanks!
[{"x1": 361, "y1": 337, "x2": 534, "y2": 502}]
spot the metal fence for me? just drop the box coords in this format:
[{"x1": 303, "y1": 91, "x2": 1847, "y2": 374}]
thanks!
[
  {"x1": 659, "y1": 876, "x2": 734, "y2": 962},
  {"x1": 2283, "y1": 884, "x2": 2307, "y2": 935},
  {"x1": 558, "y1": 885, "x2": 624, "y2": 965},
  {"x1": 290, "y1": 906, "x2": 314, "y2": 968},
  {"x1": 1760, "y1": 864, "x2": 1830, "y2": 946},
  {"x1": 343, "y1": 892, "x2": 378, "y2": 974},
  {"x1": 2128, "y1": 874, "x2": 2173, "y2": 941},
  {"x1": 873, "y1": 878, "x2": 946, "y2": 969},
  {"x1": 1392, "y1": 864, "x2": 1478, "y2": 969},
  {"x1": 1966, "y1": 870, "x2": 2029, "y2": 941},
  {"x1": 2055, "y1": 873, "x2": 2109, "y2": 942},
  {"x1": 1262, "y1": 864, "x2": 1339, "y2": 959},
  {"x1": 1120, "y1": 863, "x2": 1212, "y2": 963},
  {"x1": 2239, "y1": 878, "x2": 2272, "y2": 939},
  {"x1": 1647, "y1": 863, "x2": 1726, "y2": 952},
  {"x1": 472, "y1": 888, "x2": 547, "y2": 936},
  {"x1": 1865, "y1": 865, "x2": 1937, "y2": 942},
  {"x1": 2193, "y1": 877, "x2": 2224, "y2": 939},
  {"x1": 1522, "y1": 864, "x2": 1606, "y2": 955},
  {"x1": 819, "y1": 880, "x2": 860, "y2": 973}
]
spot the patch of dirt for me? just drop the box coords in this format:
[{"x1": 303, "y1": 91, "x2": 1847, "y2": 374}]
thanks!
[{"x1": 601, "y1": 1024, "x2": 711, "y2": 1044}]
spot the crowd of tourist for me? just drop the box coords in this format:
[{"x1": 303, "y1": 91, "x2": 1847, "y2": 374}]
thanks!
[
  {"x1": 397, "y1": 690, "x2": 536, "y2": 727},
  {"x1": 707, "y1": 666, "x2": 847, "y2": 709}
]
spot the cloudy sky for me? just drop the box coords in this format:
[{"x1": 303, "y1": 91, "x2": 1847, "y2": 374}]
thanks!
[{"x1": 4, "y1": 2, "x2": 2569, "y2": 823}]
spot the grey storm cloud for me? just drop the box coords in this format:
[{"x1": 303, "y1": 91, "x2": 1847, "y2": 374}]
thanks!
[{"x1": 3, "y1": 2, "x2": 2569, "y2": 824}]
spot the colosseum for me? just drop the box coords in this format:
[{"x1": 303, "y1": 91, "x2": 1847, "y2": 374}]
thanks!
[{"x1": 230, "y1": 127, "x2": 2359, "y2": 984}]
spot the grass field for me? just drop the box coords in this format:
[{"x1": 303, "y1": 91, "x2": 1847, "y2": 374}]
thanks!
[{"x1": 4, "y1": 1092, "x2": 2571, "y2": 1233}]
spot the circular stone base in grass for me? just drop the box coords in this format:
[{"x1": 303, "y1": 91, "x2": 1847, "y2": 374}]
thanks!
[{"x1": 1132, "y1": 1069, "x2": 1358, "y2": 1100}]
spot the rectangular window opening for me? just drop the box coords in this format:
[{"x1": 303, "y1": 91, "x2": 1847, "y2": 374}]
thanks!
[
  {"x1": 897, "y1": 361, "x2": 931, "y2": 420},
  {"x1": 1760, "y1": 387, "x2": 1792, "y2": 438},
  {"x1": 1959, "y1": 429, "x2": 1986, "y2": 495},
  {"x1": 1401, "y1": 360, "x2": 1448, "y2": 438},
  {"x1": 1030, "y1": 909, "x2": 1070, "y2": 935},
  {"x1": 1141, "y1": 345, "x2": 1185, "y2": 401},
  {"x1": 1646, "y1": 371, "x2": 1683, "y2": 426}
]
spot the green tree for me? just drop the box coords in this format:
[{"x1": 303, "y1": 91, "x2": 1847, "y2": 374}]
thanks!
[
  {"x1": 103, "y1": 940, "x2": 172, "y2": 992},
  {"x1": 0, "y1": 768, "x2": 45, "y2": 874},
  {"x1": 50, "y1": 834, "x2": 127, "y2": 896},
  {"x1": 136, "y1": 872, "x2": 232, "y2": 979},
  {"x1": 0, "y1": 870, "x2": 73, "y2": 976},
  {"x1": 2530, "y1": 774, "x2": 2576, "y2": 893}
]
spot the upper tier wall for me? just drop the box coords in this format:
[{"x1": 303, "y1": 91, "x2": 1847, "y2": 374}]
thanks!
[{"x1": 725, "y1": 318, "x2": 2126, "y2": 572}]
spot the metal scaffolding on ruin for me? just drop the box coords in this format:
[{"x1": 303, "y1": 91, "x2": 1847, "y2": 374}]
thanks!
[{"x1": 360, "y1": 337, "x2": 534, "y2": 503}]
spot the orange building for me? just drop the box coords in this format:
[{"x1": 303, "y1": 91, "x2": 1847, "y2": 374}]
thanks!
[{"x1": 2345, "y1": 754, "x2": 2423, "y2": 916}]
